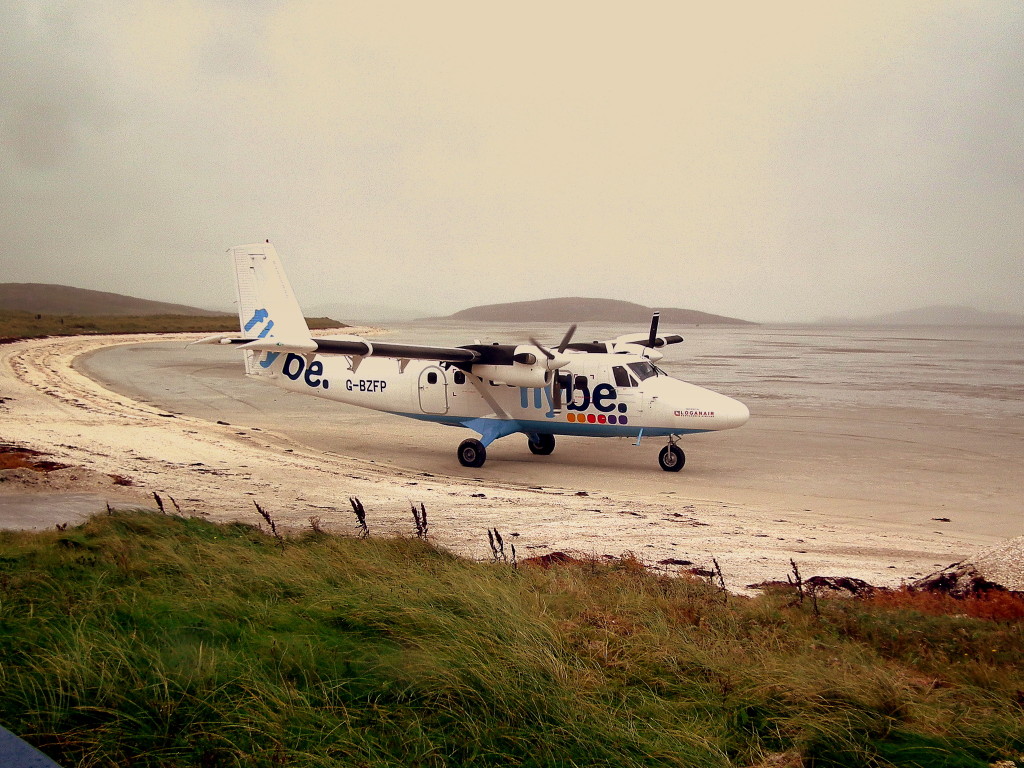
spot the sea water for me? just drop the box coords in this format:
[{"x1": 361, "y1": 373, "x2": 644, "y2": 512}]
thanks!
[{"x1": 378, "y1": 322, "x2": 1024, "y2": 419}]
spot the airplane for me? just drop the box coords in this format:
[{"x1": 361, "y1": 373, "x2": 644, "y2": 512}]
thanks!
[{"x1": 193, "y1": 242, "x2": 749, "y2": 471}]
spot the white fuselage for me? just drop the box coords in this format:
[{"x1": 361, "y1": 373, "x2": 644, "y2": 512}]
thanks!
[{"x1": 246, "y1": 348, "x2": 749, "y2": 438}]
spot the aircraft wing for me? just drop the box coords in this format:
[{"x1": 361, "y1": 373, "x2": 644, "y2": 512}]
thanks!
[
  {"x1": 639, "y1": 333, "x2": 684, "y2": 348},
  {"x1": 313, "y1": 338, "x2": 480, "y2": 363},
  {"x1": 566, "y1": 333, "x2": 684, "y2": 353},
  {"x1": 191, "y1": 333, "x2": 481, "y2": 363}
]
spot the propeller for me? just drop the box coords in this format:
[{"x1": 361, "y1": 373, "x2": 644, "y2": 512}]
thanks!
[
  {"x1": 647, "y1": 312, "x2": 660, "y2": 348},
  {"x1": 529, "y1": 324, "x2": 576, "y2": 411},
  {"x1": 529, "y1": 324, "x2": 576, "y2": 366}
]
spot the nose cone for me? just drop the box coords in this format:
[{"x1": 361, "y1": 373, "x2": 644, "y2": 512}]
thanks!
[
  {"x1": 717, "y1": 397, "x2": 750, "y2": 430},
  {"x1": 659, "y1": 379, "x2": 750, "y2": 432}
]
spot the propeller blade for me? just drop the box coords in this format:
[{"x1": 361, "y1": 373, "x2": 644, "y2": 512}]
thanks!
[
  {"x1": 647, "y1": 312, "x2": 660, "y2": 348},
  {"x1": 528, "y1": 324, "x2": 576, "y2": 370},
  {"x1": 529, "y1": 336, "x2": 555, "y2": 360},
  {"x1": 557, "y1": 324, "x2": 577, "y2": 354}
]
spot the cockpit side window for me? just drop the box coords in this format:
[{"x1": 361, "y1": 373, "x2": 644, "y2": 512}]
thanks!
[
  {"x1": 628, "y1": 361, "x2": 658, "y2": 381},
  {"x1": 613, "y1": 366, "x2": 632, "y2": 387}
]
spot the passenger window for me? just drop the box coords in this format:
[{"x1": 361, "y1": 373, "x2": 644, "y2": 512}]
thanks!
[
  {"x1": 454, "y1": 371, "x2": 466, "y2": 385},
  {"x1": 613, "y1": 366, "x2": 632, "y2": 387},
  {"x1": 574, "y1": 375, "x2": 588, "y2": 390},
  {"x1": 427, "y1": 372, "x2": 438, "y2": 384}
]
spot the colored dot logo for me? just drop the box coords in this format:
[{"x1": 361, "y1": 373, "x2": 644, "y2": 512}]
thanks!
[{"x1": 567, "y1": 413, "x2": 627, "y2": 425}]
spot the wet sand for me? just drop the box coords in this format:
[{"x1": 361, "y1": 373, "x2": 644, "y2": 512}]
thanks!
[
  {"x1": 0, "y1": 492, "x2": 152, "y2": 531},
  {"x1": 2, "y1": 332, "x2": 1021, "y2": 591}
]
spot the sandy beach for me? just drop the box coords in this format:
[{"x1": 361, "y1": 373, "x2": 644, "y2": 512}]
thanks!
[{"x1": 1, "y1": 331, "x2": 1021, "y2": 592}]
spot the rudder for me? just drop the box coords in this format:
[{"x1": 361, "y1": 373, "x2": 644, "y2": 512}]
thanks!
[{"x1": 229, "y1": 242, "x2": 313, "y2": 375}]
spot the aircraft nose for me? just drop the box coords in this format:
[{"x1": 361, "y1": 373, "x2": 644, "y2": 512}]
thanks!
[{"x1": 717, "y1": 397, "x2": 750, "y2": 429}]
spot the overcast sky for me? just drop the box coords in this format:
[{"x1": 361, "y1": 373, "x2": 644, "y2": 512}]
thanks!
[{"x1": 2, "y1": 1, "x2": 1022, "y2": 322}]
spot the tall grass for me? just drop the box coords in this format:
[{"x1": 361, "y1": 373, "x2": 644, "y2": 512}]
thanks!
[{"x1": 0, "y1": 512, "x2": 1021, "y2": 767}]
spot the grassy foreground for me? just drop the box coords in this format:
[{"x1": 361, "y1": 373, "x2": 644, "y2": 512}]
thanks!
[
  {"x1": 0, "y1": 513, "x2": 1021, "y2": 768},
  {"x1": 0, "y1": 310, "x2": 343, "y2": 340}
]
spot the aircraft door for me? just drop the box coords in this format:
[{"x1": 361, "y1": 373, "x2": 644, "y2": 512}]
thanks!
[
  {"x1": 616, "y1": 385, "x2": 643, "y2": 418},
  {"x1": 611, "y1": 365, "x2": 644, "y2": 418},
  {"x1": 418, "y1": 366, "x2": 449, "y2": 414}
]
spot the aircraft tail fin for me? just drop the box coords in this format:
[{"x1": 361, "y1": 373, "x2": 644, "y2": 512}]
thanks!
[{"x1": 228, "y1": 242, "x2": 313, "y2": 375}]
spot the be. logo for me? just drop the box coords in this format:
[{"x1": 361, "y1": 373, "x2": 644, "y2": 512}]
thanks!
[{"x1": 520, "y1": 377, "x2": 629, "y2": 425}]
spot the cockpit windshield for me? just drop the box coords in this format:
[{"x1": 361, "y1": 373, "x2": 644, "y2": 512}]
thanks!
[{"x1": 627, "y1": 361, "x2": 661, "y2": 381}]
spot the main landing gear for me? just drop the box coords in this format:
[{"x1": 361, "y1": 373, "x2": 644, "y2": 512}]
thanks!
[
  {"x1": 457, "y1": 438, "x2": 487, "y2": 468},
  {"x1": 458, "y1": 434, "x2": 556, "y2": 468},
  {"x1": 527, "y1": 433, "x2": 556, "y2": 455},
  {"x1": 458, "y1": 433, "x2": 685, "y2": 471}
]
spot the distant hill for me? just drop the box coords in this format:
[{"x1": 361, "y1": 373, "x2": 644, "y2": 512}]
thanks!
[
  {"x1": 308, "y1": 302, "x2": 432, "y2": 324},
  {"x1": 0, "y1": 283, "x2": 230, "y2": 317},
  {"x1": 437, "y1": 298, "x2": 754, "y2": 325},
  {"x1": 826, "y1": 305, "x2": 1024, "y2": 327}
]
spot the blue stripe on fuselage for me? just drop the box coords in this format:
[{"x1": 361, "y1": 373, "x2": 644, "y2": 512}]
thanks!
[{"x1": 390, "y1": 412, "x2": 712, "y2": 439}]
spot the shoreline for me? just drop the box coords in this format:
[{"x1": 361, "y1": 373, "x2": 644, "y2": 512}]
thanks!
[{"x1": 1, "y1": 333, "x2": 1019, "y2": 592}]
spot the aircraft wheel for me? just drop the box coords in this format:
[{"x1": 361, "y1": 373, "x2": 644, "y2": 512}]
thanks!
[
  {"x1": 458, "y1": 439, "x2": 487, "y2": 468},
  {"x1": 528, "y1": 434, "x2": 556, "y2": 455},
  {"x1": 658, "y1": 445, "x2": 685, "y2": 472}
]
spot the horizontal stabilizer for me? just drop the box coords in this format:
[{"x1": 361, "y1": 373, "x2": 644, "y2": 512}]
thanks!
[
  {"x1": 239, "y1": 337, "x2": 318, "y2": 353},
  {"x1": 188, "y1": 334, "x2": 317, "y2": 353},
  {"x1": 188, "y1": 334, "x2": 244, "y2": 347}
]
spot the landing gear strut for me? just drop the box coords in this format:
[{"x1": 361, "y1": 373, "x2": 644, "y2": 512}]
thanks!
[
  {"x1": 658, "y1": 442, "x2": 685, "y2": 472},
  {"x1": 527, "y1": 433, "x2": 556, "y2": 455},
  {"x1": 458, "y1": 438, "x2": 487, "y2": 468}
]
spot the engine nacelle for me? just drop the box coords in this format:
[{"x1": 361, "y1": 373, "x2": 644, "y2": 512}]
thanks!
[{"x1": 470, "y1": 363, "x2": 552, "y2": 388}]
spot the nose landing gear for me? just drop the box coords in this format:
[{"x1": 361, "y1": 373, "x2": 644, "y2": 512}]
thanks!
[{"x1": 658, "y1": 439, "x2": 685, "y2": 472}]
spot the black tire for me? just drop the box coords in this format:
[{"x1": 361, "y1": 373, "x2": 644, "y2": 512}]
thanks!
[
  {"x1": 458, "y1": 438, "x2": 487, "y2": 468},
  {"x1": 658, "y1": 445, "x2": 685, "y2": 472},
  {"x1": 528, "y1": 434, "x2": 556, "y2": 455}
]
